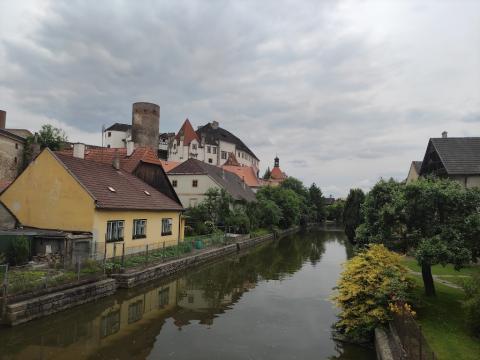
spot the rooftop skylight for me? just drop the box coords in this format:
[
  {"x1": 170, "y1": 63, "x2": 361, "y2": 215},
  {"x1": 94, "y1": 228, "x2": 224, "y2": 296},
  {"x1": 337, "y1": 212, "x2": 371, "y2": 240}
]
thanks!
[{"x1": 108, "y1": 186, "x2": 116, "y2": 193}]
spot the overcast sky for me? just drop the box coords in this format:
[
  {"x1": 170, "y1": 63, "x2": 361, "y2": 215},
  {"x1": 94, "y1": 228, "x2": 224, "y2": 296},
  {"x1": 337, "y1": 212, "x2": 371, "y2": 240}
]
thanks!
[{"x1": 1, "y1": 0, "x2": 479, "y2": 197}]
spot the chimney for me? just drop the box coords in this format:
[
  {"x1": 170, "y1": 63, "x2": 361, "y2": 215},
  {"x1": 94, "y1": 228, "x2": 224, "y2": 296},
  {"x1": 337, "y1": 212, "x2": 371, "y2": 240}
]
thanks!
[
  {"x1": 442, "y1": 131, "x2": 448, "y2": 138},
  {"x1": 73, "y1": 143, "x2": 86, "y2": 159},
  {"x1": 211, "y1": 121, "x2": 219, "y2": 129},
  {"x1": 112, "y1": 154, "x2": 121, "y2": 170},
  {"x1": 126, "y1": 140, "x2": 135, "y2": 156},
  {"x1": 0, "y1": 110, "x2": 6, "y2": 129}
]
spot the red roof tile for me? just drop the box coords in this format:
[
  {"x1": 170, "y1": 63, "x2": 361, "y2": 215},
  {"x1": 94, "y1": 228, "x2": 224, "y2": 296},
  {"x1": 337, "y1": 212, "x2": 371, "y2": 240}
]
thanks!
[
  {"x1": 54, "y1": 151, "x2": 183, "y2": 211},
  {"x1": 175, "y1": 119, "x2": 200, "y2": 146},
  {"x1": 222, "y1": 165, "x2": 260, "y2": 188}
]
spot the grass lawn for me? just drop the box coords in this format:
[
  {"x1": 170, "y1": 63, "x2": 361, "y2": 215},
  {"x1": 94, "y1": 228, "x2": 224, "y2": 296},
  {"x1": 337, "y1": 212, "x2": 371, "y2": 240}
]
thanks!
[
  {"x1": 409, "y1": 275, "x2": 480, "y2": 360},
  {"x1": 402, "y1": 258, "x2": 480, "y2": 276}
]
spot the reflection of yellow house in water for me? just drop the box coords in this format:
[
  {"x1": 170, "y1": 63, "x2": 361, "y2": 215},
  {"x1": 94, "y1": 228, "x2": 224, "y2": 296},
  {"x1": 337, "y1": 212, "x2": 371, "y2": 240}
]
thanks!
[
  {"x1": 0, "y1": 149, "x2": 185, "y2": 258},
  {"x1": 0, "y1": 275, "x2": 259, "y2": 359}
]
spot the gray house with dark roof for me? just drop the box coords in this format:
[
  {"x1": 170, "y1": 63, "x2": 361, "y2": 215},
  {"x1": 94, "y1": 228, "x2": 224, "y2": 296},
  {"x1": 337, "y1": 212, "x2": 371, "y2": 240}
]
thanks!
[
  {"x1": 418, "y1": 134, "x2": 480, "y2": 188},
  {"x1": 167, "y1": 158, "x2": 256, "y2": 208}
]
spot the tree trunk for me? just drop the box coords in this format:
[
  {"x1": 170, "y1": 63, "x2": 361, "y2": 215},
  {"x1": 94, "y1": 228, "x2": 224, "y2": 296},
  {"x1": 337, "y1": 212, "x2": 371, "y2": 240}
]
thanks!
[{"x1": 421, "y1": 262, "x2": 436, "y2": 297}]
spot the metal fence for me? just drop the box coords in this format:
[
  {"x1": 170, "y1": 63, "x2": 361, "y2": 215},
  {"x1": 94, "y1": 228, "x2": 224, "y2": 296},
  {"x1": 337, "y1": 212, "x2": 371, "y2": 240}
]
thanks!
[
  {"x1": 392, "y1": 306, "x2": 437, "y2": 360},
  {"x1": 101, "y1": 232, "x2": 242, "y2": 271}
]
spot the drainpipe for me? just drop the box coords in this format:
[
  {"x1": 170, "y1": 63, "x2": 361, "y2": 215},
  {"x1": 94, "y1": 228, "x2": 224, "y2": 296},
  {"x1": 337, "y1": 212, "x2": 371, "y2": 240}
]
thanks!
[{"x1": 178, "y1": 213, "x2": 182, "y2": 246}]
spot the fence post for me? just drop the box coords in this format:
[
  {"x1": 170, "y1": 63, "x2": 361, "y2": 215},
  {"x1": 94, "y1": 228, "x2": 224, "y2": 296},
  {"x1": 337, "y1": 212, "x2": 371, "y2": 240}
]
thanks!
[
  {"x1": 103, "y1": 239, "x2": 107, "y2": 275},
  {"x1": 145, "y1": 244, "x2": 149, "y2": 266},
  {"x1": 121, "y1": 243, "x2": 125, "y2": 268}
]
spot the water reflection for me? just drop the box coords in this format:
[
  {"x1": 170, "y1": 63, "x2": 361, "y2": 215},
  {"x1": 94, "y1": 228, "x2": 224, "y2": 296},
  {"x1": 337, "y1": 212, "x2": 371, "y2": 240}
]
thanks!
[{"x1": 0, "y1": 229, "x2": 374, "y2": 360}]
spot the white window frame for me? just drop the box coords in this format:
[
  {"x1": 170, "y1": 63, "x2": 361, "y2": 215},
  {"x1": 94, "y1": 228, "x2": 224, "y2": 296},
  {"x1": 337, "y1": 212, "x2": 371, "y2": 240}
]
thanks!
[
  {"x1": 106, "y1": 220, "x2": 124, "y2": 242},
  {"x1": 162, "y1": 218, "x2": 173, "y2": 236},
  {"x1": 133, "y1": 219, "x2": 147, "y2": 239}
]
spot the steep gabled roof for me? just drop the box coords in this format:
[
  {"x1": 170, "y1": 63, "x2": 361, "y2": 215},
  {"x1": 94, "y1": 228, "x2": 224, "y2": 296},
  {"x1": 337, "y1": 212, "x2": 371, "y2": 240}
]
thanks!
[
  {"x1": 270, "y1": 166, "x2": 287, "y2": 180},
  {"x1": 421, "y1": 137, "x2": 480, "y2": 175},
  {"x1": 222, "y1": 165, "x2": 261, "y2": 188},
  {"x1": 196, "y1": 123, "x2": 259, "y2": 161},
  {"x1": 54, "y1": 152, "x2": 183, "y2": 211},
  {"x1": 168, "y1": 158, "x2": 256, "y2": 202},
  {"x1": 105, "y1": 123, "x2": 132, "y2": 132},
  {"x1": 175, "y1": 119, "x2": 200, "y2": 146}
]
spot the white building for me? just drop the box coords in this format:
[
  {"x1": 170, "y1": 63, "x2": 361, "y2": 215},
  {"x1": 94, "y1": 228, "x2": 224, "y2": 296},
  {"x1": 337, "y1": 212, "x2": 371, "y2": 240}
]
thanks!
[
  {"x1": 168, "y1": 119, "x2": 260, "y2": 170},
  {"x1": 103, "y1": 123, "x2": 131, "y2": 148},
  {"x1": 167, "y1": 158, "x2": 256, "y2": 208}
]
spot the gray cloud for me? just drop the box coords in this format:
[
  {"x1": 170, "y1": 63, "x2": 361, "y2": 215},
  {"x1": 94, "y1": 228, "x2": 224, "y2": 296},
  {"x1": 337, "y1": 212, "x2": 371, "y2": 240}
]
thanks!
[{"x1": 1, "y1": 0, "x2": 479, "y2": 197}]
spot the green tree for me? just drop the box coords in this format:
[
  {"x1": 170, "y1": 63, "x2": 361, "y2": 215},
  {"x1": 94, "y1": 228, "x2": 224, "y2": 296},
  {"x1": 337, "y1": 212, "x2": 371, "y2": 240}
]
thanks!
[
  {"x1": 24, "y1": 124, "x2": 68, "y2": 164},
  {"x1": 262, "y1": 167, "x2": 271, "y2": 180},
  {"x1": 343, "y1": 188, "x2": 365, "y2": 242},
  {"x1": 308, "y1": 183, "x2": 326, "y2": 222},
  {"x1": 326, "y1": 200, "x2": 345, "y2": 224},
  {"x1": 257, "y1": 186, "x2": 302, "y2": 229}
]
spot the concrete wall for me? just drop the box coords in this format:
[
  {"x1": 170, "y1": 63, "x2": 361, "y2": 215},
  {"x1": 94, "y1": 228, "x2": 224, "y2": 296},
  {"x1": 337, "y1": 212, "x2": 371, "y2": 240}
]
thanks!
[
  {"x1": 167, "y1": 173, "x2": 219, "y2": 208},
  {"x1": 0, "y1": 150, "x2": 95, "y2": 232},
  {"x1": 0, "y1": 134, "x2": 25, "y2": 181}
]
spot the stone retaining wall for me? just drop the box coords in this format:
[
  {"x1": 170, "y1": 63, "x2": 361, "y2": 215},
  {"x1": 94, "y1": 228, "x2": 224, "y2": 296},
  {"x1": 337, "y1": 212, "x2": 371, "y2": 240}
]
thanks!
[
  {"x1": 112, "y1": 233, "x2": 275, "y2": 289},
  {"x1": 3, "y1": 279, "x2": 117, "y2": 326}
]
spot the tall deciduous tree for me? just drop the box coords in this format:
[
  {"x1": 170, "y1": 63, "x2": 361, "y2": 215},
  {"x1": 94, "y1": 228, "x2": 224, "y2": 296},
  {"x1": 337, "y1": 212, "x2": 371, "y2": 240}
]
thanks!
[
  {"x1": 343, "y1": 188, "x2": 365, "y2": 242},
  {"x1": 309, "y1": 183, "x2": 326, "y2": 222}
]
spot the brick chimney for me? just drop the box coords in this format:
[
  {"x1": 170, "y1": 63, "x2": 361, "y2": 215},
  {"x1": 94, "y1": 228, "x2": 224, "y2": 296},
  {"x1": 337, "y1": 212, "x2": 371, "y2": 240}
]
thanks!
[
  {"x1": 211, "y1": 121, "x2": 219, "y2": 129},
  {"x1": 73, "y1": 143, "x2": 85, "y2": 159},
  {"x1": 112, "y1": 154, "x2": 121, "y2": 170},
  {"x1": 442, "y1": 131, "x2": 448, "y2": 138},
  {"x1": 0, "y1": 110, "x2": 6, "y2": 129}
]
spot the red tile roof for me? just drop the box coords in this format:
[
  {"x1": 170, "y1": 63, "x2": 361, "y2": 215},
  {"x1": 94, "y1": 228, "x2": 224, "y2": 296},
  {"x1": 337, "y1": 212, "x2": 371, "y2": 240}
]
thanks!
[
  {"x1": 270, "y1": 166, "x2": 287, "y2": 180},
  {"x1": 175, "y1": 119, "x2": 199, "y2": 146},
  {"x1": 222, "y1": 165, "x2": 260, "y2": 188},
  {"x1": 54, "y1": 151, "x2": 183, "y2": 211}
]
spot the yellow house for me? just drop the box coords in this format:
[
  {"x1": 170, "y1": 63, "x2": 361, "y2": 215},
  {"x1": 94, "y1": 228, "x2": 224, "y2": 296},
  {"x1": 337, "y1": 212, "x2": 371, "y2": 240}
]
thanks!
[{"x1": 0, "y1": 148, "x2": 185, "y2": 258}]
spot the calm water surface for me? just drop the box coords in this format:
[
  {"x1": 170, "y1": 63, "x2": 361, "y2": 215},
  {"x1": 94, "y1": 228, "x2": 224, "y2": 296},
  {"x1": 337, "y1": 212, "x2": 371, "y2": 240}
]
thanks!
[{"x1": 0, "y1": 229, "x2": 375, "y2": 360}]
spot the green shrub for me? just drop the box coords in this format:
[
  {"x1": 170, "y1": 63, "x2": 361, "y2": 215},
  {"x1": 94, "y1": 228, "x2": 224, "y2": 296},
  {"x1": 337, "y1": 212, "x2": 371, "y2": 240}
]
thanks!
[
  {"x1": 463, "y1": 274, "x2": 480, "y2": 335},
  {"x1": 0, "y1": 252, "x2": 6, "y2": 264},
  {"x1": 7, "y1": 236, "x2": 30, "y2": 266}
]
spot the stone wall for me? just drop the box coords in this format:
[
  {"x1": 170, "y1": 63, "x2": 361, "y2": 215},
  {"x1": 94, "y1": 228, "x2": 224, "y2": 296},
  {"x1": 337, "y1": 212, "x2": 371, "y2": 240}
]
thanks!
[
  {"x1": 112, "y1": 233, "x2": 275, "y2": 288},
  {"x1": 3, "y1": 279, "x2": 117, "y2": 326}
]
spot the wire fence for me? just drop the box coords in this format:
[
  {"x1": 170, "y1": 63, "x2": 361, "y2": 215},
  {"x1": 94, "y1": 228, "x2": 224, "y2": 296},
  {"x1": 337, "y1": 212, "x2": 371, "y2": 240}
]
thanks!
[
  {"x1": 392, "y1": 306, "x2": 437, "y2": 360},
  {"x1": 0, "y1": 231, "x2": 253, "y2": 318}
]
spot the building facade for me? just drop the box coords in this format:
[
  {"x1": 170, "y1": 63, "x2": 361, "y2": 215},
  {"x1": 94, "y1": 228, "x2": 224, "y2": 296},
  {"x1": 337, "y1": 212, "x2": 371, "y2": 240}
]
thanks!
[
  {"x1": 0, "y1": 149, "x2": 185, "y2": 258},
  {"x1": 167, "y1": 158, "x2": 256, "y2": 208}
]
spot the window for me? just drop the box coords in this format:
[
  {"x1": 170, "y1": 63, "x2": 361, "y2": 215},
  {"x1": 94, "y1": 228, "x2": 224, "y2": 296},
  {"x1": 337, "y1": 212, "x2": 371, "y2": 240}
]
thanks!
[
  {"x1": 108, "y1": 132, "x2": 111, "y2": 137},
  {"x1": 192, "y1": 144, "x2": 197, "y2": 150},
  {"x1": 212, "y1": 147, "x2": 217, "y2": 154},
  {"x1": 208, "y1": 158, "x2": 212, "y2": 163},
  {"x1": 106, "y1": 220, "x2": 124, "y2": 242},
  {"x1": 100, "y1": 310, "x2": 120, "y2": 338},
  {"x1": 162, "y1": 218, "x2": 173, "y2": 236},
  {"x1": 221, "y1": 151, "x2": 227, "y2": 159},
  {"x1": 133, "y1": 219, "x2": 147, "y2": 239},
  {"x1": 207, "y1": 146, "x2": 211, "y2": 153},
  {"x1": 14, "y1": 157, "x2": 17, "y2": 164},
  {"x1": 159, "y1": 287, "x2": 170, "y2": 308},
  {"x1": 128, "y1": 300, "x2": 143, "y2": 324},
  {"x1": 192, "y1": 180, "x2": 198, "y2": 187},
  {"x1": 172, "y1": 180, "x2": 177, "y2": 187},
  {"x1": 15, "y1": 143, "x2": 18, "y2": 149}
]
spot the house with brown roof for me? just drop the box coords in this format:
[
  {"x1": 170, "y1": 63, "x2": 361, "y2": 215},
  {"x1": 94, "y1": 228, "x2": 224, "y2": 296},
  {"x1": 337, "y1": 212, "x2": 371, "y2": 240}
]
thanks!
[
  {"x1": 0, "y1": 148, "x2": 185, "y2": 258},
  {"x1": 167, "y1": 158, "x2": 256, "y2": 208},
  {"x1": 417, "y1": 132, "x2": 480, "y2": 188}
]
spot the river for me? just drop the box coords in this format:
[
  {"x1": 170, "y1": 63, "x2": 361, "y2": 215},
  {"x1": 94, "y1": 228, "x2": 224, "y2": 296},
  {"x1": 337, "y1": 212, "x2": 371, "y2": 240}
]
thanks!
[{"x1": 0, "y1": 228, "x2": 375, "y2": 360}]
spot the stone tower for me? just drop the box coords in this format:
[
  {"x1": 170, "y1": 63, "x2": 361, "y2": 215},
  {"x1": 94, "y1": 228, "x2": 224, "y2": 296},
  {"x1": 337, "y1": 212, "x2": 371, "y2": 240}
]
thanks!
[{"x1": 131, "y1": 102, "x2": 159, "y2": 149}]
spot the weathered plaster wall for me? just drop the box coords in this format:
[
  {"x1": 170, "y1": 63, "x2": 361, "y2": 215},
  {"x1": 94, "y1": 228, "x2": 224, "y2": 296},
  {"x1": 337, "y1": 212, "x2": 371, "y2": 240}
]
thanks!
[
  {"x1": 0, "y1": 150, "x2": 95, "y2": 231},
  {"x1": 0, "y1": 134, "x2": 25, "y2": 181}
]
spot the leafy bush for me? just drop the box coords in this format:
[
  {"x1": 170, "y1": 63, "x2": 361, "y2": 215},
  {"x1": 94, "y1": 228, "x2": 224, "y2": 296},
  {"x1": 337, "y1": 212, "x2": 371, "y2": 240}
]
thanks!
[
  {"x1": 7, "y1": 236, "x2": 30, "y2": 266},
  {"x1": 332, "y1": 244, "x2": 415, "y2": 342},
  {"x1": 463, "y1": 274, "x2": 480, "y2": 335}
]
